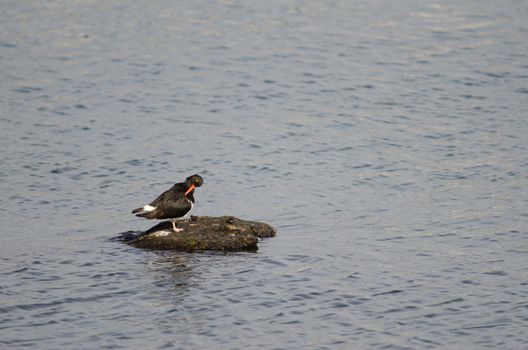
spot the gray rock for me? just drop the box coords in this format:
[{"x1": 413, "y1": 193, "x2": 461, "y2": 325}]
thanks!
[{"x1": 121, "y1": 215, "x2": 276, "y2": 252}]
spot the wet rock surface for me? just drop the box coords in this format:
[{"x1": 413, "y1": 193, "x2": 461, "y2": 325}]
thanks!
[{"x1": 120, "y1": 216, "x2": 276, "y2": 252}]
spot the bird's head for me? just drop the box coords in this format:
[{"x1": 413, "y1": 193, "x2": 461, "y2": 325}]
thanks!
[{"x1": 185, "y1": 174, "x2": 204, "y2": 195}]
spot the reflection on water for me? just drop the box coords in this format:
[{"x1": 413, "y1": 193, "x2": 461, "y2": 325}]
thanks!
[{"x1": 1, "y1": 0, "x2": 528, "y2": 349}]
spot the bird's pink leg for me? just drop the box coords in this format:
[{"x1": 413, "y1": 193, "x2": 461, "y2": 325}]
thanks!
[{"x1": 171, "y1": 220, "x2": 183, "y2": 232}]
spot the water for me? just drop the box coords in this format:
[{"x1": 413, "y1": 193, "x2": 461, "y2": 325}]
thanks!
[{"x1": 1, "y1": 0, "x2": 527, "y2": 349}]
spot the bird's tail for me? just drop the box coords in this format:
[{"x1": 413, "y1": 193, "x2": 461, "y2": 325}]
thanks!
[{"x1": 132, "y1": 205, "x2": 156, "y2": 218}]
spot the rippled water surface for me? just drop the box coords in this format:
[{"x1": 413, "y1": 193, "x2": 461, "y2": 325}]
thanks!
[{"x1": 1, "y1": 1, "x2": 528, "y2": 349}]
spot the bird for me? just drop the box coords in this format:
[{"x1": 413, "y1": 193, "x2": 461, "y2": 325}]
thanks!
[{"x1": 132, "y1": 174, "x2": 204, "y2": 232}]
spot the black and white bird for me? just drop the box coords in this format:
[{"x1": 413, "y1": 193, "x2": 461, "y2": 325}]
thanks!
[{"x1": 132, "y1": 174, "x2": 204, "y2": 232}]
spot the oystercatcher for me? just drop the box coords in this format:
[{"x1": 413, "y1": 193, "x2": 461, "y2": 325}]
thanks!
[{"x1": 132, "y1": 174, "x2": 204, "y2": 232}]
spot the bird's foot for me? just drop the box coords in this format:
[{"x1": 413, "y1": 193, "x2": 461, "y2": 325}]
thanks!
[{"x1": 171, "y1": 221, "x2": 183, "y2": 232}]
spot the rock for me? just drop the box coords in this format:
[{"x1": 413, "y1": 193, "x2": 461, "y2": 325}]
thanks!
[{"x1": 121, "y1": 215, "x2": 276, "y2": 252}]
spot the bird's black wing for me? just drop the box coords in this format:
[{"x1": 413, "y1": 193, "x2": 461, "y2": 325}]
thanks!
[
  {"x1": 148, "y1": 183, "x2": 183, "y2": 206},
  {"x1": 148, "y1": 183, "x2": 191, "y2": 219}
]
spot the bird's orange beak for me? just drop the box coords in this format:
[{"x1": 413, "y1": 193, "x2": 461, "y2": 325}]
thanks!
[{"x1": 185, "y1": 184, "x2": 196, "y2": 196}]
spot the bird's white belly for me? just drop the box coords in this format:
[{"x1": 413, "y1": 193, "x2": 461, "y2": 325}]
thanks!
[{"x1": 185, "y1": 199, "x2": 193, "y2": 217}]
